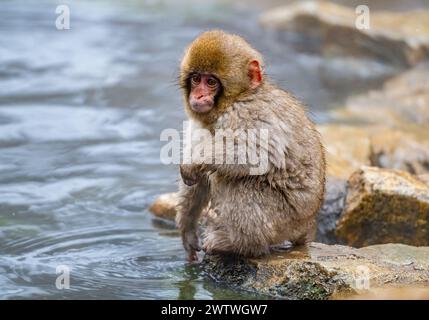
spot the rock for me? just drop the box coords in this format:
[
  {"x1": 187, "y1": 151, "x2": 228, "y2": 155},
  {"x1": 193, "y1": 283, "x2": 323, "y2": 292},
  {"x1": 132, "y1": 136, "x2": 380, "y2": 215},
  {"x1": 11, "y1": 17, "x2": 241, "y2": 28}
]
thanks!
[
  {"x1": 420, "y1": 174, "x2": 429, "y2": 185},
  {"x1": 318, "y1": 123, "x2": 429, "y2": 178},
  {"x1": 317, "y1": 124, "x2": 371, "y2": 179},
  {"x1": 316, "y1": 177, "x2": 347, "y2": 244},
  {"x1": 340, "y1": 63, "x2": 429, "y2": 127},
  {"x1": 379, "y1": 62, "x2": 429, "y2": 125},
  {"x1": 344, "y1": 287, "x2": 429, "y2": 300},
  {"x1": 260, "y1": 1, "x2": 429, "y2": 67},
  {"x1": 326, "y1": 63, "x2": 429, "y2": 177},
  {"x1": 148, "y1": 192, "x2": 178, "y2": 221},
  {"x1": 314, "y1": 124, "x2": 429, "y2": 241},
  {"x1": 203, "y1": 242, "x2": 429, "y2": 300},
  {"x1": 336, "y1": 166, "x2": 429, "y2": 247},
  {"x1": 370, "y1": 128, "x2": 429, "y2": 174}
]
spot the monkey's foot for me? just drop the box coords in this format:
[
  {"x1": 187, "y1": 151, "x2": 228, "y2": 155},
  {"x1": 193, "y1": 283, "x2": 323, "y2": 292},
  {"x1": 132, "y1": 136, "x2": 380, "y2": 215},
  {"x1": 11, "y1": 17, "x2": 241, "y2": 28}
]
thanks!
[
  {"x1": 187, "y1": 250, "x2": 199, "y2": 263},
  {"x1": 182, "y1": 230, "x2": 201, "y2": 262}
]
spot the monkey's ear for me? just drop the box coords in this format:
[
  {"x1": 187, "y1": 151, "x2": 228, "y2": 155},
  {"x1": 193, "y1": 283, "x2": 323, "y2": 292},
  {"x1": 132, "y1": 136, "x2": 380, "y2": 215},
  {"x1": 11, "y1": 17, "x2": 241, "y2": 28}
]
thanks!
[{"x1": 248, "y1": 60, "x2": 262, "y2": 89}]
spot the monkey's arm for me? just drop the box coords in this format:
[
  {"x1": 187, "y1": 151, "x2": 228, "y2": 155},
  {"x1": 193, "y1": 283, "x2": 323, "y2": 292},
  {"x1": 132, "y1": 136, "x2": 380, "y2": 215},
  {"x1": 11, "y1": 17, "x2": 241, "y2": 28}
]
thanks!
[
  {"x1": 176, "y1": 177, "x2": 210, "y2": 261},
  {"x1": 195, "y1": 127, "x2": 276, "y2": 179}
]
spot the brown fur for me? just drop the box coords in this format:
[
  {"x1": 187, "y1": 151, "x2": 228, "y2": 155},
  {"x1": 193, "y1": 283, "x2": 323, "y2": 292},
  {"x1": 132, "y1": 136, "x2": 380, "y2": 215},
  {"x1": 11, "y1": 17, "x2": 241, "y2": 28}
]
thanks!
[{"x1": 176, "y1": 30, "x2": 326, "y2": 259}]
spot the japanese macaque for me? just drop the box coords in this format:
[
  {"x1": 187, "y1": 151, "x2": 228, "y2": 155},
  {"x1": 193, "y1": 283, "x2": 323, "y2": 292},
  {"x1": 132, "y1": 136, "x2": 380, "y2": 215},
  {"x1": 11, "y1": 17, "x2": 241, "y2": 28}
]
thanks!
[{"x1": 176, "y1": 30, "x2": 326, "y2": 261}]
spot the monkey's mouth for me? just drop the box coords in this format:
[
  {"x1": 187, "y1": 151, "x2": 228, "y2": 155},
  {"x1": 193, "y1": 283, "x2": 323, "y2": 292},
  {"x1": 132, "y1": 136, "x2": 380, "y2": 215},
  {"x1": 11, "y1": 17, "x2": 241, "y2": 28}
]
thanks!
[{"x1": 190, "y1": 101, "x2": 214, "y2": 113}]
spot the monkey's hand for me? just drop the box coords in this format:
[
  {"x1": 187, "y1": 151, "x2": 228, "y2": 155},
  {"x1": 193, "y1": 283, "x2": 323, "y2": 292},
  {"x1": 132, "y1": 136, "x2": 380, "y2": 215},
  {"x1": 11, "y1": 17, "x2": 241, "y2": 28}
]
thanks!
[
  {"x1": 181, "y1": 229, "x2": 201, "y2": 262},
  {"x1": 180, "y1": 164, "x2": 203, "y2": 186}
]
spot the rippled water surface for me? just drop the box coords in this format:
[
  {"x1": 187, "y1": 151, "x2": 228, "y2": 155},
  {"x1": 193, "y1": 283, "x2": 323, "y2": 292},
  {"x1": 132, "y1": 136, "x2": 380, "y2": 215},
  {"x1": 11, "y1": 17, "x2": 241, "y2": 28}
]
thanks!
[{"x1": 0, "y1": 0, "x2": 406, "y2": 299}]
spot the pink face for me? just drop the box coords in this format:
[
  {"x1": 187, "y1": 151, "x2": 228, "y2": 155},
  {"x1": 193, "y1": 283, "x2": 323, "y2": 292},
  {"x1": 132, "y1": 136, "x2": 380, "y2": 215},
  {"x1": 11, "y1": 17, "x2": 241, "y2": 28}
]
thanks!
[{"x1": 188, "y1": 73, "x2": 220, "y2": 113}]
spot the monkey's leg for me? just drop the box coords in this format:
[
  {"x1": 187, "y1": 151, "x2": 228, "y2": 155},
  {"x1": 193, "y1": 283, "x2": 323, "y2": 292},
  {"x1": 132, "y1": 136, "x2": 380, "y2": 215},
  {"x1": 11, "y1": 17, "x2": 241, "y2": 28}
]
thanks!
[
  {"x1": 176, "y1": 177, "x2": 210, "y2": 262},
  {"x1": 290, "y1": 234, "x2": 310, "y2": 246},
  {"x1": 203, "y1": 223, "x2": 271, "y2": 258},
  {"x1": 202, "y1": 189, "x2": 275, "y2": 258},
  {"x1": 202, "y1": 226, "x2": 234, "y2": 256},
  {"x1": 290, "y1": 219, "x2": 317, "y2": 247}
]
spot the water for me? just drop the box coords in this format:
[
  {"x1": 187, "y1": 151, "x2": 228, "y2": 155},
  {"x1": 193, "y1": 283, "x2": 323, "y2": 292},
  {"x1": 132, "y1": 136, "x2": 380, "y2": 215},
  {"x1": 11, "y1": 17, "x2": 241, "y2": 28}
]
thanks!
[{"x1": 0, "y1": 0, "x2": 405, "y2": 299}]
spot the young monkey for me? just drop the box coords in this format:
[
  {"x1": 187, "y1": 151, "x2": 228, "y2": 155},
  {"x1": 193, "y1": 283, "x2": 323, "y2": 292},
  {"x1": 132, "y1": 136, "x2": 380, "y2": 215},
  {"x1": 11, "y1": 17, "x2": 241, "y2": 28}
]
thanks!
[{"x1": 176, "y1": 30, "x2": 326, "y2": 261}]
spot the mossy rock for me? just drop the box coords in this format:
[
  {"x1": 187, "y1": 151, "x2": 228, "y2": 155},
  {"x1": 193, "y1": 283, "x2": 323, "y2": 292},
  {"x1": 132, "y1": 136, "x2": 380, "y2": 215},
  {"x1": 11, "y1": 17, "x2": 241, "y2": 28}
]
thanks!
[{"x1": 202, "y1": 243, "x2": 429, "y2": 299}]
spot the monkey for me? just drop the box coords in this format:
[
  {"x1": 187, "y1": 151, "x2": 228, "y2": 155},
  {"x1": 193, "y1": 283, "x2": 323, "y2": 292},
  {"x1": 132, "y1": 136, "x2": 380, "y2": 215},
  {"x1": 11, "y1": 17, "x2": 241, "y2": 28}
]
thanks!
[{"x1": 175, "y1": 30, "x2": 326, "y2": 262}]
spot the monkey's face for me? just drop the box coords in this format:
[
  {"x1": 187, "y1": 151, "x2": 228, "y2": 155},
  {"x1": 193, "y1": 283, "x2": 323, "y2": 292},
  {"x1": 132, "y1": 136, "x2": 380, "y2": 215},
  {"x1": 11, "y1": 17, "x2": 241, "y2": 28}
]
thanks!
[
  {"x1": 187, "y1": 72, "x2": 221, "y2": 113},
  {"x1": 180, "y1": 30, "x2": 264, "y2": 124}
]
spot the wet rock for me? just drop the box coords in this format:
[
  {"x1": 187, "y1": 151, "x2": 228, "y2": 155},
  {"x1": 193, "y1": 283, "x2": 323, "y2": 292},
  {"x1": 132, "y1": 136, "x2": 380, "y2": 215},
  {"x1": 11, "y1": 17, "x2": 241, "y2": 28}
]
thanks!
[
  {"x1": 317, "y1": 124, "x2": 371, "y2": 179},
  {"x1": 336, "y1": 166, "x2": 429, "y2": 247},
  {"x1": 370, "y1": 128, "x2": 429, "y2": 174},
  {"x1": 203, "y1": 242, "x2": 429, "y2": 299},
  {"x1": 316, "y1": 177, "x2": 347, "y2": 244},
  {"x1": 148, "y1": 192, "x2": 178, "y2": 221},
  {"x1": 260, "y1": 1, "x2": 429, "y2": 67}
]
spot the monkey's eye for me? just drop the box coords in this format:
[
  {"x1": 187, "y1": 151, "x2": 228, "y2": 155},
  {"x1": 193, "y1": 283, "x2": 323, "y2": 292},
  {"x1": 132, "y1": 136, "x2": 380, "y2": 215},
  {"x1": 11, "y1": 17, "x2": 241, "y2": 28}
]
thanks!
[
  {"x1": 206, "y1": 77, "x2": 218, "y2": 89},
  {"x1": 191, "y1": 74, "x2": 201, "y2": 85}
]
